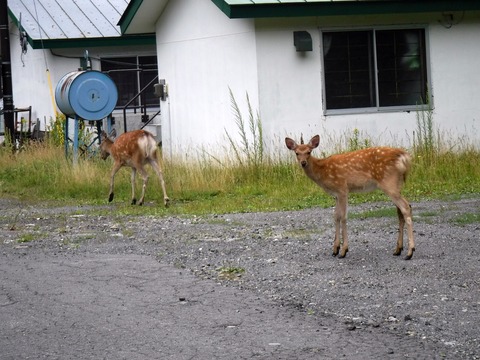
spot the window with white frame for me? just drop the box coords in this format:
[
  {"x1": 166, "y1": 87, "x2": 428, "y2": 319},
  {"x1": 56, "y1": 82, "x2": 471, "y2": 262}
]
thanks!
[
  {"x1": 100, "y1": 56, "x2": 158, "y2": 109},
  {"x1": 322, "y1": 28, "x2": 428, "y2": 112}
]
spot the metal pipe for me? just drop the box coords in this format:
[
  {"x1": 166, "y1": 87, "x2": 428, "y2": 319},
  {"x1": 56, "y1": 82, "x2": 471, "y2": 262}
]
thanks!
[{"x1": 0, "y1": 0, "x2": 15, "y2": 145}]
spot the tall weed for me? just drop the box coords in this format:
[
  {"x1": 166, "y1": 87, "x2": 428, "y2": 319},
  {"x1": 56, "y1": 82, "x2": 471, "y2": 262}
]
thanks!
[
  {"x1": 347, "y1": 128, "x2": 372, "y2": 152},
  {"x1": 224, "y1": 88, "x2": 264, "y2": 168},
  {"x1": 413, "y1": 102, "x2": 438, "y2": 166}
]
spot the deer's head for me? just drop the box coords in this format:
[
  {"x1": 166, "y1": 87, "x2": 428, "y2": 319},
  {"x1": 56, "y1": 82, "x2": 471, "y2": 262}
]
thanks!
[
  {"x1": 99, "y1": 131, "x2": 114, "y2": 160},
  {"x1": 285, "y1": 135, "x2": 320, "y2": 168}
]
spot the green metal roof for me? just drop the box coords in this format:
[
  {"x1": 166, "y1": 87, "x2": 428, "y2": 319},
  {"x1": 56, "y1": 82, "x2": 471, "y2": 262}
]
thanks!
[
  {"x1": 118, "y1": 0, "x2": 480, "y2": 35},
  {"x1": 8, "y1": 0, "x2": 155, "y2": 49},
  {"x1": 211, "y1": 0, "x2": 480, "y2": 18}
]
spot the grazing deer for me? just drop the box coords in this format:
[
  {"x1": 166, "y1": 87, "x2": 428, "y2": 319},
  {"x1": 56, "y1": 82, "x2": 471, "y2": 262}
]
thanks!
[
  {"x1": 285, "y1": 135, "x2": 415, "y2": 260},
  {"x1": 100, "y1": 130, "x2": 169, "y2": 206}
]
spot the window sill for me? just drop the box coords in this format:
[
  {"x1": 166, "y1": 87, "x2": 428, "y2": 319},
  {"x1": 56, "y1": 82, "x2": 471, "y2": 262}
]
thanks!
[{"x1": 324, "y1": 104, "x2": 430, "y2": 116}]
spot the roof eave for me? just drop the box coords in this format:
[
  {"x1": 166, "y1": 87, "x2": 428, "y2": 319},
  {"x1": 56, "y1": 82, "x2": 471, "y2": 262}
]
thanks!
[
  {"x1": 28, "y1": 35, "x2": 156, "y2": 50},
  {"x1": 118, "y1": 0, "x2": 144, "y2": 34},
  {"x1": 211, "y1": 0, "x2": 480, "y2": 19},
  {"x1": 117, "y1": 0, "x2": 169, "y2": 35}
]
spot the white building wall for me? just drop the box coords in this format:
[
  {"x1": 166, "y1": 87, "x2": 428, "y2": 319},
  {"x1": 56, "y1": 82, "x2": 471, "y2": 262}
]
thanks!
[
  {"x1": 255, "y1": 20, "x2": 324, "y2": 151},
  {"x1": 9, "y1": 34, "x2": 79, "y2": 132},
  {"x1": 155, "y1": 7, "x2": 480, "y2": 158},
  {"x1": 155, "y1": 0, "x2": 259, "y2": 159},
  {"x1": 7, "y1": 6, "x2": 480, "y2": 155},
  {"x1": 428, "y1": 19, "x2": 480, "y2": 144},
  {"x1": 255, "y1": 13, "x2": 480, "y2": 154}
]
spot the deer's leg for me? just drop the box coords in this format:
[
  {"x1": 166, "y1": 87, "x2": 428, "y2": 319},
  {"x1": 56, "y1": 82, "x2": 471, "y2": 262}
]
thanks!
[
  {"x1": 404, "y1": 202, "x2": 414, "y2": 260},
  {"x1": 393, "y1": 206, "x2": 405, "y2": 256},
  {"x1": 130, "y1": 168, "x2": 137, "y2": 205},
  {"x1": 149, "y1": 159, "x2": 170, "y2": 207},
  {"x1": 136, "y1": 167, "x2": 149, "y2": 206},
  {"x1": 387, "y1": 193, "x2": 415, "y2": 260},
  {"x1": 338, "y1": 195, "x2": 349, "y2": 258},
  {"x1": 333, "y1": 195, "x2": 348, "y2": 257},
  {"x1": 108, "y1": 163, "x2": 122, "y2": 203},
  {"x1": 332, "y1": 198, "x2": 341, "y2": 257}
]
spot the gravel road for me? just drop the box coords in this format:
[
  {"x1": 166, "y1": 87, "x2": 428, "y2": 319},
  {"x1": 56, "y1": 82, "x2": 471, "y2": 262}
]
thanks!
[{"x1": 1, "y1": 197, "x2": 479, "y2": 359}]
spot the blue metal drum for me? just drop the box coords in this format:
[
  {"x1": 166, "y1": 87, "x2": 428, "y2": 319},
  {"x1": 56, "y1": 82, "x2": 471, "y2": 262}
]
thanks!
[{"x1": 55, "y1": 70, "x2": 118, "y2": 121}]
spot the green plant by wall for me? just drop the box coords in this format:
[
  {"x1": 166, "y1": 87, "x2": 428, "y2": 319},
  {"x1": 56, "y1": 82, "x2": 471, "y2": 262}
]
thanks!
[
  {"x1": 347, "y1": 128, "x2": 372, "y2": 152},
  {"x1": 413, "y1": 101, "x2": 437, "y2": 166},
  {"x1": 224, "y1": 88, "x2": 264, "y2": 168},
  {"x1": 46, "y1": 114, "x2": 95, "y2": 157},
  {"x1": 47, "y1": 114, "x2": 66, "y2": 146}
]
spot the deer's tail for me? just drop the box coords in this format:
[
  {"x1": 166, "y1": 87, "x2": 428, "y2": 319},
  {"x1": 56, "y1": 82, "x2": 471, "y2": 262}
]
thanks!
[{"x1": 396, "y1": 151, "x2": 412, "y2": 182}]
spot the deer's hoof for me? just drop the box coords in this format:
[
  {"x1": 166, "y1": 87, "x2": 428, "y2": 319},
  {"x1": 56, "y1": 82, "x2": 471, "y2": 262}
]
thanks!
[
  {"x1": 131, "y1": 198, "x2": 137, "y2": 205},
  {"x1": 164, "y1": 197, "x2": 170, "y2": 207},
  {"x1": 404, "y1": 248, "x2": 415, "y2": 260},
  {"x1": 108, "y1": 193, "x2": 114, "y2": 202},
  {"x1": 338, "y1": 249, "x2": 348, "y2": 258},
  {"x1": 393, "y1": 248, "x2": 403, "y2": 256}
]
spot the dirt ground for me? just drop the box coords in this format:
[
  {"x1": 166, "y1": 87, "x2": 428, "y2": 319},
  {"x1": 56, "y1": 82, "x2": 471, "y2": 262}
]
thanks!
[{"x1": 1, "y1": 197, "x2": 479, "y2": 359}]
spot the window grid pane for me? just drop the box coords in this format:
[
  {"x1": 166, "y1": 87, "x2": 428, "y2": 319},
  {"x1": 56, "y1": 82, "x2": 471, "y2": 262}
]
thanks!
[
  {"x1": 323, "y1": 28, "x2": 428, "y2": 111},
  {"x1": 323, "y1": 31, "x2": 375, "y2": 109},
  {"x1": 376, "y1": 29, "x2": 427, "y2": 107},
  {"x1": 101, "y1": 56, "x2": 159, "y2": 109},
  {"x1": 101, "y1": 57, "x2": 139, "y2": 108},
  {"x1": 139, "y1": 56, "x2": 159, "y2": 107}
]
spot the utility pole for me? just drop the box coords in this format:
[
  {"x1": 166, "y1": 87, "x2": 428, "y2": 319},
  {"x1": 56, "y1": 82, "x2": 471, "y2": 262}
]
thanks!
[{"x1": 0, "y1": 0, "x2": 15, "y2": 144}]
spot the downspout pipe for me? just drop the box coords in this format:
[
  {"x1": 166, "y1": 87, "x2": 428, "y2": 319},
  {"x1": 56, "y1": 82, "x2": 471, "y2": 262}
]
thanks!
[{"x1": 0, "y1": 0, "x2": 15, "y2": 144}]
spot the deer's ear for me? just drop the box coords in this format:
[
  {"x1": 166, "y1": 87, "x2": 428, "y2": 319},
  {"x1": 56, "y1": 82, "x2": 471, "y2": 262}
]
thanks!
[
  {"x1": 285, "y1": 137, "x2": 297, "y2": 150},
  {"x1": 309, "y1": 135, "x2": 320, "y2": 149},
  {"x1": 109, "y1": 129, "x2": 117, "y2": 139}
]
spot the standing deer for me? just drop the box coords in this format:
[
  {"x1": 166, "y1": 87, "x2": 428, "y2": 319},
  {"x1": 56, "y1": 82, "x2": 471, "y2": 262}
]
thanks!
[
  {"x1": 100, "y1": 130, "x2": 169, "y2": 207},
  {"x1": 285, "y1": 135, "x2": 415, "y2": 260}
]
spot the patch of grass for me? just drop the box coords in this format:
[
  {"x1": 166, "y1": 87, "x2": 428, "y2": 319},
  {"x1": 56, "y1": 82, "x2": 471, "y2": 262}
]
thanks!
[
  {"x1": 59, "y1": 233, "x2": 93, "y2": 249},
  {"x1": 418, "y1": 210, "x2": 439, "y2": 217},
  {"x1": 349, "y1": 207, "x2": 398, "y2": 220},
  {"x1": 409, "y1": 102, "x2": 480, "y2": 199},
  {"x1": 415, "y1": 210, "x2": 442, "y2": 224},
  {"x1": 0, "y1": 142, "x2": 111, "y2": 203},
  {"x1": 408, "y1": 148, "x2": 480, "y2": 199},
  {"x1": 1, "y1": 91, "x2": 479, "y2": 216},
  {"x1": 216, "y1": 266, "x2": 245, "y2": 280},
  {"x1": 452, "y1": 212, "x2": 480, "y2": 226},
  {"x1": 1, "y1": 136, "x2": 478, "y2": 216},
  {"x1": 17, "y1": 233, "x2": 39, "y2": 243},
  {"x1": 307, "y1": 308, "x2": 316, "y2": 316},
  {"x1": 283, "y1": 228, "x2": 320, "y2": 240}
]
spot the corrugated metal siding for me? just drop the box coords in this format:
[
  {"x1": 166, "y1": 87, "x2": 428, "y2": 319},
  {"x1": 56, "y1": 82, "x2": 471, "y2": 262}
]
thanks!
[{"x1": 9, "y1": 0, "x2": 129, "y2": 40}]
